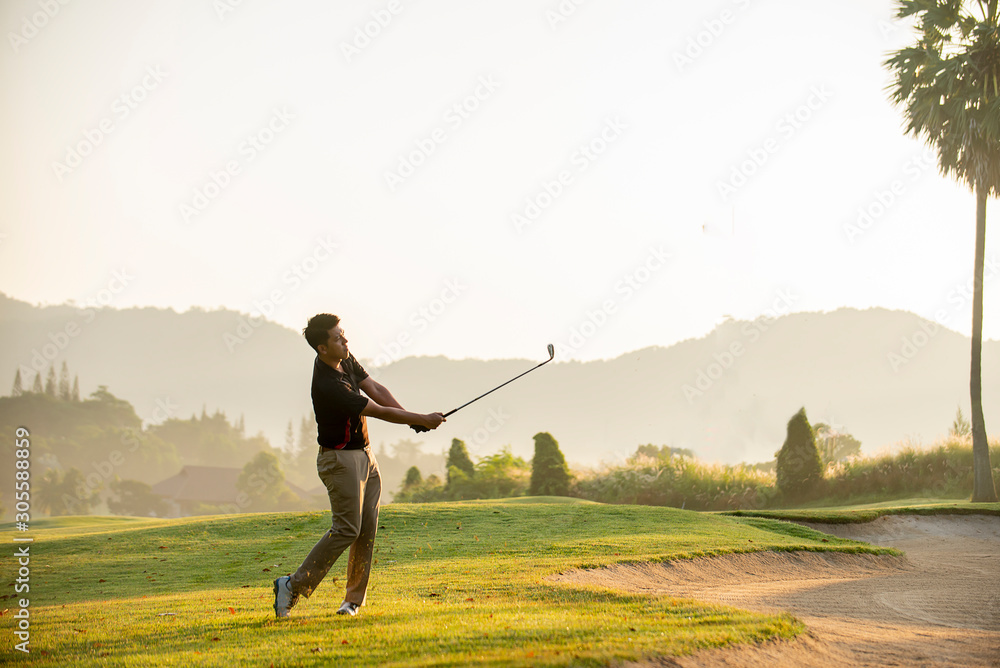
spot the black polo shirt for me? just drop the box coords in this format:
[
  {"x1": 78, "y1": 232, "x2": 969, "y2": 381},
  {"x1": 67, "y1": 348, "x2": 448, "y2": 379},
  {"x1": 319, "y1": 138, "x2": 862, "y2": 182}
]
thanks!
[{"x1": 311, "y1": 354, "x2": 370, "y2": 450}]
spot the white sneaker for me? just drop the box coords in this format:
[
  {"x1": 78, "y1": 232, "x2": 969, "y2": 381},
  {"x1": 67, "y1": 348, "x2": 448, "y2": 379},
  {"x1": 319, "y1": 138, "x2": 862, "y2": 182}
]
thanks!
[
  {"x1": 273, "y1": 576, "x2": 298, "y2": 618},
  {"x1": 336, "y1": 601, "x2": 360, "y2": 616}
]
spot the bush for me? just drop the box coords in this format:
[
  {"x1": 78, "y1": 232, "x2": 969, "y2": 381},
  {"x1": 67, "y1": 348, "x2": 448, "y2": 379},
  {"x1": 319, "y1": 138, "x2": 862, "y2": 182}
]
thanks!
[
  {"x1": 446, "y1": 439, "x2": 475, "y2": 486},
  {"x1": 394, "y1": 474, "x2": 447, "y2": 503},
  {"x1": 108, "y1": 478, "x2": 169, "y2": 517},
  {"x1": 395, "y1": 446, "x2": 532, "y2": 503},
  {"x1": 776, "y1": 408, "x2": 823, "y2": 500},
  {"x1": 36, "y1": 467, "x2": 101, "y2": 516},
  {"x1": 529, "y1": 432, "x2": 571, "y2": 497},
  {"x1": 236, "y1": 451, "x2": 301, "y2": 512},
  {"x1": 404, "y1": 465, "x2": 422, "y2": 487},
  {"x1": 474, "y1": 447, "x2": 531, "y2": 498}
]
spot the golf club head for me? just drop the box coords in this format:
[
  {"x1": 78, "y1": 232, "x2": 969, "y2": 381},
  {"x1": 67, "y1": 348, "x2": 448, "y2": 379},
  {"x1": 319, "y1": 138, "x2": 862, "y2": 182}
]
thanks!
[{"x1": 546, "y1": 343, "x2": 555, "y2": 360}]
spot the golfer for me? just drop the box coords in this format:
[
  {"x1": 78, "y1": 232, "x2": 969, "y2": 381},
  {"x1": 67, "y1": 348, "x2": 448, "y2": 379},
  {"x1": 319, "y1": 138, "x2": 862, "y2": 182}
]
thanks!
[{"x1": 274, "y1": 313, "x2": 445, "y2": 618}]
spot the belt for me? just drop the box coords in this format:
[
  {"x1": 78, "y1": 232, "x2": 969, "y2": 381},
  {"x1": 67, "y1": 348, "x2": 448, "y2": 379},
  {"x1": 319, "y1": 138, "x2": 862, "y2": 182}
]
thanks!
[{"x1": 320, "y1": 445, "x2": 371, "y2": 452}]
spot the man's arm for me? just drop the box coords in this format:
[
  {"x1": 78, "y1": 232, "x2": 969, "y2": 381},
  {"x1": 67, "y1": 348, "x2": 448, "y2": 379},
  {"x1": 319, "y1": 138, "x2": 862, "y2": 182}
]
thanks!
[
  {"x1": 360, "y1": 398, "x2": 445, "y2": 430},
  {"x1": 359, "y1": 377, "x2": 403, "y2": 409}
]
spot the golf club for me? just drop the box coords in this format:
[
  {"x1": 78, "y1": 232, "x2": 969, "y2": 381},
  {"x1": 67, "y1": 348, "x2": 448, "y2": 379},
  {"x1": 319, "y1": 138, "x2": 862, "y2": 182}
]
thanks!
[{"x1": 410, "y1": 344, "x2": 555, "y2": 433}]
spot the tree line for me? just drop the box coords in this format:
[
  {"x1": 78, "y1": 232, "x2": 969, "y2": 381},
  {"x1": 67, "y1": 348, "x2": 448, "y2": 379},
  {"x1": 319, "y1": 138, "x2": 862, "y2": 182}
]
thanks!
[
  {"x1": 11, "y1": 362, "x2": 80, "y2": 401},
  {"x1": 394, "y1": 432, "x2": 572, "y2": 502},
  {"x1": 0, "y1": 368, "x2": 299, "y2": 518}
]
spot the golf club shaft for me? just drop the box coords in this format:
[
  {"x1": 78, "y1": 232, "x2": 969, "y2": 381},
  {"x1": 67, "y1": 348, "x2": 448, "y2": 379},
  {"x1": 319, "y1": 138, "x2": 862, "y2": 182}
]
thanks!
[
  {"x1": 410, "y1": 347, "x2": 554, "y2": 432},
  {"x1": 442, "y1": 359, "x2": 551, "y2": 417}
]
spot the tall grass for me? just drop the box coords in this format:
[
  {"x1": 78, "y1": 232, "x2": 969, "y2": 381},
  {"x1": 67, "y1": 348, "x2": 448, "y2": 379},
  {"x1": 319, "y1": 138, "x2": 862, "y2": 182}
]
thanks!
[
  {"x1": 571, "y1": 438, "x2": 1000, "y2": 510},
  {"x1": 819, "y1": 437, "x2": 1000, "y2": 505},
  {"x1": 572, "y1": 454, "x2": 777, "y2": 511}
]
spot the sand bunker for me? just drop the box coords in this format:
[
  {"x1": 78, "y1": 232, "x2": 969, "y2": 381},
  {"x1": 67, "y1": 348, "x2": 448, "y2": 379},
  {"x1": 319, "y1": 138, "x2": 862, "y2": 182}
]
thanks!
[{"x1": 551, "y1": 514, "x2": 1000, "y2": 667}]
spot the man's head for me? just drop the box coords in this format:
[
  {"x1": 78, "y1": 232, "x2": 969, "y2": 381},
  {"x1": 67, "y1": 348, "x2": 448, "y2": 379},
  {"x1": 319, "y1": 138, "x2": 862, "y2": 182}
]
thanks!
[{"x1": 303, "y1": 313, "x2": 349, "y2": 360}]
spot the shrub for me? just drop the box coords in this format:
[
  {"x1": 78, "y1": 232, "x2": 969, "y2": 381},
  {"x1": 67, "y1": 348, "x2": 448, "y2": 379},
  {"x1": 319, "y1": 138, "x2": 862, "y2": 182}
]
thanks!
[
  {"x1": 404, "y1": 465, "x2": 422, "y2": 487},
  {"x1": 474, "y1": 447, "x2": 530, "y2": 498},
  {"x1": 529, "y1": 432, "x2": 571, "y2": 496},
  {"x1": 446, "y1": 439, "x2": 475, "y2": 485},
  {"x1": 108, "y1": 478, "x2": 169, "y2": 517},
  {"x1": 394, "y1": 473, "x2": 447, "y2": 503},
  {"x1": 775, "y1": 408, "x2": 823, "y2": 500},
  {"x1": 36, "y1": 467, "x2": 101, "y2": 516},
  {"x1": 395, "y1": 447, "x2": 531, "y2": 503},
  {"x1": 236, "y1": 451, "x2": 300, "y2": 511}
]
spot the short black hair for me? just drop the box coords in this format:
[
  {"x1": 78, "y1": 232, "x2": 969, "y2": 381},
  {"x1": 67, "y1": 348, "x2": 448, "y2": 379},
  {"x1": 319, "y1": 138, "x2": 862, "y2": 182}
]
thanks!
[{"x1": 303, "y1": 313, "x2": 340, "y2": 352}]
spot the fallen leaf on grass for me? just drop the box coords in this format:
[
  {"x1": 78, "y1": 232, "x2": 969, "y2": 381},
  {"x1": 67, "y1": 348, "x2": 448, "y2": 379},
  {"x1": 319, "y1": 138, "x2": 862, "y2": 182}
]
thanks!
[
  {"x1": 241, "y1": 585, "x2": 250, "y2": 588},
  {"x1": 98, "y1": 579, "x2": 106, "y2": 583},
  {"x1": 228, "y1": 607, "x2": 236, "y2": 615},
  {"x1": 158, "y1": 546, "x2": 167, "y2": 550},
  {"x1": 211, "y1": 637, "x2": 220, "y2": 642},
  {"x1": 341, "y1": 640, "x2": 348, "y2": 645},
  {"x1": 310, "y1": 647, "x2": 322, "y2": 653},
  {"x1": 262, "y1": 568, "x2": 271, "y2": 572}
]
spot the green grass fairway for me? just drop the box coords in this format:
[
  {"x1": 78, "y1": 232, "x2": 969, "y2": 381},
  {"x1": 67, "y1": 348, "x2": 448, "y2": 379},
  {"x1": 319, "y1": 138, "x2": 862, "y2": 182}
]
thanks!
[
  {"x1": 3, "y1": 500, "x2": 895, "y2": 666},
  {"x1": 721, "y1": 498, "x2": 1000, "y2": 523}
]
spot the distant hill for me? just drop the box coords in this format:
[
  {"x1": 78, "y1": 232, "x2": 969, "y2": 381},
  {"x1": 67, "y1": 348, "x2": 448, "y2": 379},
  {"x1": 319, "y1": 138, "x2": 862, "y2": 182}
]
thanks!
[{"x1": 1, "y1": 292, "x2": 996, "y2": 467}]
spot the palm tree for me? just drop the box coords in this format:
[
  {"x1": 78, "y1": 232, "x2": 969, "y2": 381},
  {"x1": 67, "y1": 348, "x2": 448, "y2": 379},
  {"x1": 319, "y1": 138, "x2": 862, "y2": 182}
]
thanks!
[{"x1": 885, "y1": 0, "x2": 999, "y2": 501}]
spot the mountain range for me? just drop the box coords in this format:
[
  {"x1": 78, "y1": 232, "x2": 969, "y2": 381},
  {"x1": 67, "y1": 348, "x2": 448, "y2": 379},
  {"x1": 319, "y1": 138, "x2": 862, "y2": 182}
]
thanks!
[{"x1": 1, "y1": 292, "x2": 996, "y2": 468}]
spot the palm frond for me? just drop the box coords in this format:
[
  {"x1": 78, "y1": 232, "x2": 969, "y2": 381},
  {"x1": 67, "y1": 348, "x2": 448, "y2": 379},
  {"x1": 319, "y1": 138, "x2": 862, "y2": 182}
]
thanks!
[{"x1": 886, "y1": 0, "x2": 1000, "y2": 195}]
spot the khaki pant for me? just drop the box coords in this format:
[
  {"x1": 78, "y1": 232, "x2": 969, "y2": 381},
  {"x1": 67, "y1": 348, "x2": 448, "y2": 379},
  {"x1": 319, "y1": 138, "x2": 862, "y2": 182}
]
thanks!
[{"x1": 290, "y1": 447, "x2": 381, "y2": 605}]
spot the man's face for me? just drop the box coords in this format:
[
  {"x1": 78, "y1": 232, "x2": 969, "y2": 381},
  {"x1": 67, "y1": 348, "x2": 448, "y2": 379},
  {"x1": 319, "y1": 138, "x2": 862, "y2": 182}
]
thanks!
[{"x1": 320, "y1": 326, "x2": 350, "y2": 360}]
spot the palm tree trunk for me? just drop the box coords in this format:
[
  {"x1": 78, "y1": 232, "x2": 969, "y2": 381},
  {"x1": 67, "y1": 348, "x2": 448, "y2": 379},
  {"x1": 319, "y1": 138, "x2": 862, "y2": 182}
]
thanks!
[{"x1": 970, "y1": 183, "x2": 997, "y2": 502}]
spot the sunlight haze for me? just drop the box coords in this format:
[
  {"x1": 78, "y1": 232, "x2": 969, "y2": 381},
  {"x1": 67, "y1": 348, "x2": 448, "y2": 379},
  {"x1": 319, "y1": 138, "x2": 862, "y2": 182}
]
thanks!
[{"x1": 1, "y1": 0, "x2": 997, "y2": 364}]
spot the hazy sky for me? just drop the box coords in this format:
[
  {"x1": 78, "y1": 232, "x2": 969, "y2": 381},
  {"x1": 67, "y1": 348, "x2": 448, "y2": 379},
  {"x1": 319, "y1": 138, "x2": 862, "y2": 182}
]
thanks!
[{"x1": 2, "y1": 0, "x2": 997, "y2": 366}]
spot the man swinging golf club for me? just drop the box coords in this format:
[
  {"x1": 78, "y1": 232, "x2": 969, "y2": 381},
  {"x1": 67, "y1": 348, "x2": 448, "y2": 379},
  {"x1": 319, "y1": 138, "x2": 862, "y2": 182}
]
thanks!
[{"x1": 273, "y1": 313, "x2": 445, "y2": 618}]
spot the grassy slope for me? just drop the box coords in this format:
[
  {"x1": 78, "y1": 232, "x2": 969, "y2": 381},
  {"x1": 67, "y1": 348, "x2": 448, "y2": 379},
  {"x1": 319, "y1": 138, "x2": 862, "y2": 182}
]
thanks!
[
  {"x1": 721, "y1": 498, "x2": 1000, "y2": 523},
  {"x1": 2, "y1": 500, "x2": 893, "y2": 667}
]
